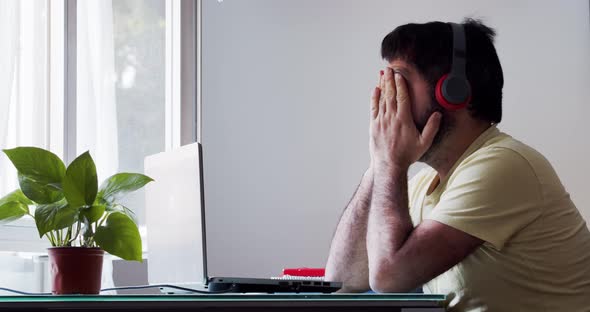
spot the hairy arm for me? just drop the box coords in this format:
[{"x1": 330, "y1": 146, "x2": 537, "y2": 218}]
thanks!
[
  {"x1": 366, "y1": 166, "x2": 413, "y2": 291},
  {"x1": 366, "y1": 165, "x2": 483, "y2": 293},
  {"x1": 324, "y1": 168, "x2": 373, "y2": 292}
]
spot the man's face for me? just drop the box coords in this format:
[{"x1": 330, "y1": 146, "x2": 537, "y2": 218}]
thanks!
[{"x1": 387, "y1": 60, "x2": 452, "y2": 162}]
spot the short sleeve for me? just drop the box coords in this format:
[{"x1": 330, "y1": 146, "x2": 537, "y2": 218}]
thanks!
[
  {"x1": 408, "y1": 167, "x2": 435, "y2": 226},
  {"x1": 408, "y1": 167, "x2": 432, "y2": 209},
  {"x1": 425, "y1": 147, "x2": 543, "y2": 250}
]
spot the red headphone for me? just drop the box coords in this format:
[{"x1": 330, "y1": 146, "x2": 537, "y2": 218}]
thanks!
[{"x1": 435, "y1": 23, "x2": 472, "y2": 110}]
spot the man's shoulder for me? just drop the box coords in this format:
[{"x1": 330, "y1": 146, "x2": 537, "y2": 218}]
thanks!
[
  {"x1": 463, "y1": 130, "x2": 552, "y2": 176},
  {"x1": 453, "y1": 129, "x2": 564, "y2": 198}
]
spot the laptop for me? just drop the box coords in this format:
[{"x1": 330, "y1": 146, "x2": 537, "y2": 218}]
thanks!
[{"x1": 144, "y1": 142, "x2": 342, "y2": 293}]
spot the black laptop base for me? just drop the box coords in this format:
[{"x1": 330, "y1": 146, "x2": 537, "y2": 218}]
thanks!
[{"x1": 208, "y1": 277, "x2": 342, "y2": 293}]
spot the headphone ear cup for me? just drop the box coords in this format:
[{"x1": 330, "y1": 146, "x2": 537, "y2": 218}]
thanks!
[
  {"x1": 435, "y1": 73, "x2": 471, "y2": 110},
  {"x1": 434, "y1": 74, "x2": 450, "y2": 109}
]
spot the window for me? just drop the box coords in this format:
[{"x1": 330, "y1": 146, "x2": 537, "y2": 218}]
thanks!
[
  {"x1": 77, "y1": 0, "x2": 167, "y2": 225},
  {"x1": 0, "y1": 0, "x2": 195, "y2": 252}
]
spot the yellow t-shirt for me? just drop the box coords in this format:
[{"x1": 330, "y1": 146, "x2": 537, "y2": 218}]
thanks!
[{"x1": 408, "y1": 125, "x2": 590, "y2": 312}]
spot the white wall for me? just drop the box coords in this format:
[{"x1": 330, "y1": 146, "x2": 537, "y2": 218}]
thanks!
[{"x1": 202, "y1": 0, "x2": 590, "y2": 278}]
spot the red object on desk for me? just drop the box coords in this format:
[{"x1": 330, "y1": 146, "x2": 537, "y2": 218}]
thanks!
[{"x1": 282, "y1": 268, "x2": 325, "y2": 277}]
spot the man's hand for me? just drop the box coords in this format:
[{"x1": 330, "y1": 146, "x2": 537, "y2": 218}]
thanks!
[{"x1": 370, "y1": 68, "x2": 441, "y2": 171}]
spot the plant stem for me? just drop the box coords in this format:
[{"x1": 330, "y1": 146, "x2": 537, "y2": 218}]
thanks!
[
  {"x1": 66, "y1": 221, "x2": 81, "y2": 246},
  {"x1": 97, "y1": 212, "x2": 109, "y2": 228},
  {"x1": 47, "y1": 232, "x2": 57, "y2": 247},
  {"x1": 65, "y1": 226, "x2": 72, "y2": 245},
  {"x1": 45, "y1": 234, "x2": 53, "y2": 246}
]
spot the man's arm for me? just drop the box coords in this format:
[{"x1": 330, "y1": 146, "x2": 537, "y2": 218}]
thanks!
[
  {"x1": 324, "y1": 70, "x2": 387, "y2": 292},
  {"x1": 367, "y1": 166, "x2": 483, "y2": 292},
  {"x1": 367, "y1": 69, "x2": 482, "y2": 292},
  {"x1": 324, "y1": 168, "x2": 373, "y2": 292},
  {"x1": 366, "y1": 165, "x2": 412, "y2": 291}
]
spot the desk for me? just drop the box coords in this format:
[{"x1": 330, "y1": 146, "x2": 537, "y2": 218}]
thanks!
[{"x1": 0, "y1": 294, "x2": 446, "y2": 311}]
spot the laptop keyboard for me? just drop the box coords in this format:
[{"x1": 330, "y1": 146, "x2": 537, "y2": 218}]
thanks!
[{"x1": 271, "y1": 275, "x2": 324, "y2": 281}]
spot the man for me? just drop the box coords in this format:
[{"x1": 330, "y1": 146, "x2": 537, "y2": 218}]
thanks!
[{"x1": 325, "y1": 19, "x2": 590, "y2": 311}]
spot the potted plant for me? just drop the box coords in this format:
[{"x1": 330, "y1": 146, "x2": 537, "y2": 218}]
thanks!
[{"x1": 0, "y1": 147, "x2": 153, "y2": 294}]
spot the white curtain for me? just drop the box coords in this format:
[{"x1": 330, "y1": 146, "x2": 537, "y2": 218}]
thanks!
[
  {"x1": 0, "y1": 0, "x2": 49, "y2": 196},
  {"x1": 0, "y1": 0, "x2": 119, "y2": 191},
  {"x1": 0, "y1": 1, "x2": 19, "y2": 148},
  {"x1": 77, "y1": 0, "x2": 119, "y2": 181}
]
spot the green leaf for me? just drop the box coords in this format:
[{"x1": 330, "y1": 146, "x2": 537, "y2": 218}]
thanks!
[
  {"x1": 0, "y1": 190, "x2": 32, "y2": 224},
  {"x1": 104, "y1": 204, "x2": 138, "y2": 224},
  {"x1": 97, "y1": 173, "x2": 153, "y2": 204},
  {"x1": 62, "y1": 151, "x2": 98, "y2": 208},
  {"x1": 79, "y1": 204, "x2": 105, "y2": 224},
  {"x1": 18, "y1": 173, "x2": 64, "y2": 204},
  {"x1": 34, "y1": 199, "x2": 79, "y2": 238},
  {"x1": 0, "y1": 189, "x2": 34, "y2": 206},
  {"x1": 94, "y1": 212, "x2": 142, "y2": 261},
  {"x1": 3, "y1": 146, "x2": 65, "y2": 191},
  {"x1": 0, "y1": 202, "x2": 29, "y2": 224}
]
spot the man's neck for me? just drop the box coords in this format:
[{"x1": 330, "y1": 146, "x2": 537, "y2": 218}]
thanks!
[{"x1": 425, "y1": 120, "x2": 492, "y2": 181}]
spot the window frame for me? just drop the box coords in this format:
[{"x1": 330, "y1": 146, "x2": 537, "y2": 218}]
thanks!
[{"x1": 0, "y1": 0, "x2": 198, "y2": 253}]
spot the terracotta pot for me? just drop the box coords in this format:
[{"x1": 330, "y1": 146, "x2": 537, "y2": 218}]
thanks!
[{"x1": 47, "y1": 247, "x2": 104, "y2": 295}]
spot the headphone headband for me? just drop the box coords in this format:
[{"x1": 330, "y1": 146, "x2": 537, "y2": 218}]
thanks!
[
  {"x1": 450, "y1": 23, "x2": 467, "y2": 78},
  {"x1": 435, "y1": 22, "x2": 471, "y2": 110}
]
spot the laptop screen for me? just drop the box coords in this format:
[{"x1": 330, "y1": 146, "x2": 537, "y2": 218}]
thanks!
[{"x1": 144, "y1": 142, "x2": 209, "y2": 286}]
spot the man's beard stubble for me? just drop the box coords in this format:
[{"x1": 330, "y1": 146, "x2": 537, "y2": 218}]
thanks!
[{"x1": 416, "y1": 98, "x2": 454, "y2": 164}]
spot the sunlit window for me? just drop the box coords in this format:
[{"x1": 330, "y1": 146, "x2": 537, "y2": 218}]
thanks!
[
  {"x1": 1, "y1": 0, "x2": 180, "y2": 247},
  {"x1": 77, "y1": 0, "x2": 167, "y2": 224}
]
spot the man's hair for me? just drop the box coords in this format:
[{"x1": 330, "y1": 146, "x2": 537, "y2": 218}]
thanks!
[{"x1": 381, "y1": 18, "x2": 504, "y2": 123}]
